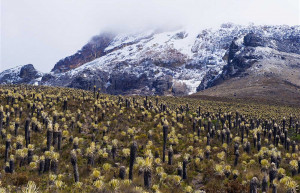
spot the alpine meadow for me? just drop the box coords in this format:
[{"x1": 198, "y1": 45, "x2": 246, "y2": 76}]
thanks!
[{"x1": 1, "y1": 0, "x2": 300, "y2": 192}]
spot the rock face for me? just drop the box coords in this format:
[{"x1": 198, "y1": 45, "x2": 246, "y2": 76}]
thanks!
[
  {"x1": 243, "y1": 33, "x2": 265, "y2": 47},
  {"x1": 0, "y1": 64, "x2": 42, "y2": 85},
  {"x1": 193, "y1": 46, "x2": 300, "y2": 105},
  {"x1": 19, "y1": 64, "x2": 39, "y2": 82},
  {"x1": 41, "y1": 73, "x2": 54, "y2": 83},
  {"x1": 51, "y1": 32, "x2": 116, "y2": 73},
  {"x1": 197, "y1": 28, "x2": 300, "y2": 91},
  {"x1": 1, "y1": 24, "x2": 300, "y2": 97}
]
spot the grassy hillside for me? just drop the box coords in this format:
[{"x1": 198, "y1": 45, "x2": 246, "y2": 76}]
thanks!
[
  {"x1": 0, "y1": 85, "x2": 299, "y2": 192},
  {"x1": 194, "y1": 50, "x2": 300, "y2": 107},
  {"x1": 193, "y1": 74, "x2": 300, "y2": 107}
]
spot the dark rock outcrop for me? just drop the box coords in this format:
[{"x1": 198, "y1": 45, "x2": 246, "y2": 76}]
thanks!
[
  {"x1": 19, "y1": 64, "x2": 39, "y2": 83},
  {"x1": 0, "y1": 64, "x2": 42, "y2": 85},
  {"x1": 197, "y1": 30, "x2": 298, "y2": 91},
  {"x1": 65, "y1": 71, "x2": 181, "y2": 95},
  {"x1": 66, "y1": 70, "x2": 109, "y2": 91},
  {"x1": 41, "y1": 73, "x2": 54, "y2": 82},
  {"x1": 105, "y1": 73, "x2": 149, "y2": 95},
  {"x1": 243, "y1": 33, "x2": 265, "y2": 47},
  {"x1": 274, "y1": 34, "x2": 300, "y2": 54},
  {"x1": 153, "y1": 76, "x2": 173, "y2": 95},
  {"x1": 1, "y1": 24, "x2": 299, "y2": 97},
  {"x1": 51, "y1": 33, "x2": 116, "y2": 73},
  {"x1": 228, "y1": 37, "x2": 240, "y2": 62},
  {"x1": 196, "y1": 69, "x2": 220, "y2": 91}
]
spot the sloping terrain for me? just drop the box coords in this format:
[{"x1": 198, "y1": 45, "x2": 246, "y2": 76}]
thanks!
[
  {"x1": 193, "y1": 75, "x2": 300, "y2": 106},
  {"x1": 0, "y1": 85, "x2": 300, "y2": 192},
  {"x1": 0, "y1": 64, "x2": 43, "y2": 85},
  {"x1": 1, "y1": 24, "x2": 300, "y2": 98},
  {"x1": 194, "y1": 36, "x2": 300, "y2": 106}
]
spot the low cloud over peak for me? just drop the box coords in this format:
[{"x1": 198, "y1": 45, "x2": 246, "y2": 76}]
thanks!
[{"x1": 1, "y1": 0, "x2": 299, "y2": 72}]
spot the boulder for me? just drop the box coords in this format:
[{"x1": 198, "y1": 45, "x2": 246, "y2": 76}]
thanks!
[
  {"x1": 19, "y1": 64, "x2": 39, "y2": 82},
  {"x1": 243, "y1": 33, "x2": 265, "y2": 47}
]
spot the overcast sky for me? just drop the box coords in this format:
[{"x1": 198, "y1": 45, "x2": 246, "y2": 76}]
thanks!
[{"x1": 1, "y1": 0, "x2": 299, "y2": 72}]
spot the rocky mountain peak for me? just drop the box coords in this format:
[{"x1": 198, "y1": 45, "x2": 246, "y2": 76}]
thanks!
[
  {"x1": 197, "y1": 27, "x2": 300, "y2": 92},
  {"x1": 19, "y1": 64, "x2": 38, "y2": 79},
  {"x1": 51, "y1": 32, "x2": 116, "y2": 73},
  {"x1": 0, "y1": 64, "x2": 42, "y2": 85},
  {"x1": 1, "y1": 24, "x2": 300, "y2": 97}
]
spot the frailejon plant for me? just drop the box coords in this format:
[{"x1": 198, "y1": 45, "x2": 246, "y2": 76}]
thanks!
[
  {"x1": 129, "y1": 141, "x2": 137, "y2": 180},
  {"x1": 0, "y1": 85, "x2": 299, "y2": 192},
  {"x1": 70, "y1": 150, "x2": 79, "y2": 182}
]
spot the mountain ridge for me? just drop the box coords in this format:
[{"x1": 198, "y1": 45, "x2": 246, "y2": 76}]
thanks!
[{"x1": 1, "y1": 23, "x2": 299, "y2": 100}]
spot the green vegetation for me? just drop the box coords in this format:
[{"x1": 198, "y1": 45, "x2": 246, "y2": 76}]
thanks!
[{"x1": 0, "y1": 85, "x2": 299, "y2": 193}]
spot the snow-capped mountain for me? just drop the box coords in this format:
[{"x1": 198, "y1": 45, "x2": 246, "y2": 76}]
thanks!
[
  {"x1": 0, "y1": 64, "x2": 43, "y2": 85},
  {"x1": 1, "y1": 23, "x2": 300, "y2": 96}
]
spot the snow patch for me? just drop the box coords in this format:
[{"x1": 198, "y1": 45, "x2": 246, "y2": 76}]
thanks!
[{"x1": 23, "y1": 23, "x2": 300, "y2": 95}]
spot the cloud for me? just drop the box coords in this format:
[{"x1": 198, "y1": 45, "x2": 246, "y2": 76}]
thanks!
[{"x1": 1, "y1": 0, "x2": 299, "y2": 72}]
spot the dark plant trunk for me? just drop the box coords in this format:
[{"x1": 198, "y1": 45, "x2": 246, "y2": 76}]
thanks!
[
  {"x1": 221, "y1": 131, "x2": 225, "y2": 144},
  {"x1": 193, "y1": 120, "x2": 196, "y2": 133},
  {"x1": 15, "y1": 123, "x2": 19, "y2": 136},
  {"x1": 168, "y1": 148, "x2": 173, "y2": 165},
  {"x1": 119, "y1": 166, "x2": 126, "y2": 179},
  {"x1": 269, "y1": 167, "x2": 277, "y2": 184},
  {"x1": 205, "y1": 150, "x2": 210, "y2": 159},
  {"x1": 177, "y1": 167, "x2": 183, "y2": 177},
  {"x1": 162, "y1": 125, "x2": 168, "y2": 163},
  {"x1": 245, "y1": 142, "x2": 250, "y2": 154},
  {"x1": 57, "y1": 131, "x2": 62, "y2": 150},
  {"x1": 144, "y1": 168, "x2": 151, "y2": 189},
  {"x1": 44, "y1": 158, "x2": 51, "y2": 173},
  {"x1": 25, "y1": 119, "x2": 30, "y2": 148},
  {"x1": 234, "y1": 150, "x2": 239, "y2": 166},
  {"x1": 0, "y1": 111, "x2": 3, "y2": 133},
  {"x1": 257, "y1": 141, "x2": 261, "y2": 151},
  {"x1": 63, "y1": 100, "x2": 68, "y2": 111},
  {"x1": 129, "y1": 141, "x2": 137, "y2": 180},
  {"x1": 183, "y1": 159, "x2": 187, "y2": 180},
  {"x1": 28, "y1": 149, "x2": 33, "y2": 164},
  {"x1": 16, "y1": 143, "x2": 22, "y2": 150},
  {"x1": 233, "y1": 173, "x2": 238, "y2": 179},
  {"x1": 51, "y1": 160, "x2": 58, "y2": 174},
  {"x1": 207, "y1": 133, "x2": 210, "y2": 146},
  {"x1": 53, "y1": 131, "x2": 58, "y2": 147},
  {"x1": 292, "y1": 141, "x2": 296, "y2": 153},
  {"x1": 226, "y1": 132, "x2": 230, "y2": 144},
  {"x1": 47, "y1": 129, "x2": 53, "y2": 151},
  {"x1": 272, "y1": 184, "x2": 277, "y2": 193},
  {"x1": 112, "y1": 146, "x2": 117, "y2": 160},
  {"x1": 5, "y1": 165, "x2": 10, "y2": 173},
  {"x1": 39, "y1": 159, "x2": 45, "y2": 175},
  {"x1": 5, "y1": 140, "x2": 11, "y2": 162},
  {"x1": 250, "y1": 177, "x2": 258, "y2": 193},
  {"x1": 6, "y1": 116, "x2": 10, "y2": 128},
  {"x1": 19, "y1": 157, "x2": 25, "y2": 167},
  {"x1": 71, "y1": 152, "x2": 79, "y2": 182},
  {"x1": 87, "y1": 154, "x2": 94, "y2": 166},
  {"x1": 9, "y1": 159, "x2": 14, "y2": 173},
  {"x1": 262, "y1": 175, "x2": 268, "y2": 192},
  {"x1": 53, "y1": 115, "x2": 57, "y2": 125}
]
